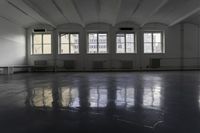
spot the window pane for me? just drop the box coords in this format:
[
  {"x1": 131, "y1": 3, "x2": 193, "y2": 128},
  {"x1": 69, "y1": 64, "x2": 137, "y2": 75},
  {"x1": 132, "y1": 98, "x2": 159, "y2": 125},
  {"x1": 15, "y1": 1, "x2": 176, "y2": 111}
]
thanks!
[
  {"x1": 71, "y1": 43, "x2": 79, "y2": 54},
  {"x1": 70, "y1": 34, "x2": 79, "y2": 54},
  {"x1": 34, "y1": 44, "x2": 42, "y2": 54},
  {"x1": 126, "y1": 34, "x2": 134, "y2": 42},
  {"x1": 98, "y1": 34, "x2": 107, "y2": 53},
  {"x1": 88, "y1": 33, "x2": 97, "y2": 53},
  {"x1": 61, "y1": 44, "x2": 70, "y2": 54},
  {"x1": 144, "y1": 33, "x2": 152, "y2": 42},
  {"x1": 153, "y1": 33, "x2": 161, "y2": 42},
  {"x1": 61, "y1": 34, "x2": 69, "y2": 43},
  {"x1": 116, "y1": 34, "x2": 125, "y2": 53},
  {"x1": 33, "y1": 34, "x2": 42, "y2": 44},
  {"x1": 43, "y1": 44, "x2": 51, "y2": 54},
  {"x1": 43, "y1": 34, "x2": 51, "y2": 44},
  {"x1": 153, "y1": 42, "x2": 162, "y2": 53},
  {"x1": 70, "y1": 34, "x2": 79, "y2": 43},
  {"x1": 144, "y1": 42, "x2": 152, "y2": 53},
  {"x1": 126, "y1": 42, "x2": 134, "y2": 53}
]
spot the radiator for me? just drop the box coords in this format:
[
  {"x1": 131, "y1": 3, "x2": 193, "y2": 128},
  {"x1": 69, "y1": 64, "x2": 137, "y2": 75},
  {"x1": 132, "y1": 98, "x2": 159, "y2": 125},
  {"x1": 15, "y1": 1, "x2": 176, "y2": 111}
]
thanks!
[
  {"x1": 120, "y1": 60, "x2": 133, "y2": 69},
  {"x1": 92, "y1": 61, "x2": 105, "y2": 69},
  {"x1": 150, "y1": 58, "x2": 160, "y2": 68},
  {"x1": 34, "y1": 60, "x2": 47, "y2": 66},
  {"x1": 64, "y1": 60, "x2": 75, "y2": 69}
]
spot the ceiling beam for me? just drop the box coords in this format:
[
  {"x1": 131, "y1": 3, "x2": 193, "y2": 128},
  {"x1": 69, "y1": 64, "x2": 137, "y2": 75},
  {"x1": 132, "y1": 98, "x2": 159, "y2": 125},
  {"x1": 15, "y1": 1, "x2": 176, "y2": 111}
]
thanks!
[
  {"x1": 169, "y1": 7, "x2": 200, "y2": 26},
  {"x1": 131, "y1": 0, "x2": 143, "y2": 17},
  {"x1": 112, "y1": 0, "x2": 122, "y2": 26},
  {"x1": 51, "y1": 0, "x2": 70, "y2": 23},
  {"x1": 70, "y1": 0, "x2": 85, "y2": 26},
  {"x1": 140, "y1": 0, "x2": 169, "y2": 27},
  {"x1": 22, "y1": 0, "x2": 56, "y2": 27},
  {"x1": 96, "y1": 0, "x2": 101, "y2": 20}
]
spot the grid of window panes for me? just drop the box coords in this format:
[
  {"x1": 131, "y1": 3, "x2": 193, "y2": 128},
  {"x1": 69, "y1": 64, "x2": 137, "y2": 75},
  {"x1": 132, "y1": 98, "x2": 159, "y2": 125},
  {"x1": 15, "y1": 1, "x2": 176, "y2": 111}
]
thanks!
[
  {"x1": 60, "y1": 33, "x2": 79, "y2": 54},
  {"x1": 32, "y1": 33, "x2": 52, "y2": 54},
  {"x1": 116, "y1": 33, "x2": 135, "y2": 53},
  {"x1": 144, "y1": 32, "x2": 163, "y2": 53},
  {"x1": 88, "y1": 33, "x2": 107, "y2": 54}
]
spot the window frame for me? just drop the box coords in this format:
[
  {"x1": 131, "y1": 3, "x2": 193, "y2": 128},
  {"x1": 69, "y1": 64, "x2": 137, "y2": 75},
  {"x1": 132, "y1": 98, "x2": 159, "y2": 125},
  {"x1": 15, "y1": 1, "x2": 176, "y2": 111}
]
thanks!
[
  {"x1": 143, "y1": 31, "x2": 165, "y2": 54},
  {"x1": 87, "y1": 32, "x2": 108, "y2": 54},
  {"x1": 59, "y1": 32, "x2": 80, "y2": 55},
  {"x1": 116, "y1": 32, "x2": 136, "y2": 54},
  {"x1": 32, "y1": 33, "x2": 52, "y2": 55}
]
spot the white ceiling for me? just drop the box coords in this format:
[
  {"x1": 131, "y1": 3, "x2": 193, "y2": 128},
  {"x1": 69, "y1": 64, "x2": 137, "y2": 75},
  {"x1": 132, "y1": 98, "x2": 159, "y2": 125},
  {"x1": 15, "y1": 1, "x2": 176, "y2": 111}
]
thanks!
[{"x1": 0, "y1": 0, "x2": 200, "y2": 28}]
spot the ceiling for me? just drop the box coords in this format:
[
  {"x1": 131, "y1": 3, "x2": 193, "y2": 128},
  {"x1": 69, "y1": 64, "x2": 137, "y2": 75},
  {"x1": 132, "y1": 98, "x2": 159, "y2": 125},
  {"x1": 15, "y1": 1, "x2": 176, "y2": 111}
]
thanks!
[{"x1": 0, "y1": 0, "x2": 200, "y2": 28}]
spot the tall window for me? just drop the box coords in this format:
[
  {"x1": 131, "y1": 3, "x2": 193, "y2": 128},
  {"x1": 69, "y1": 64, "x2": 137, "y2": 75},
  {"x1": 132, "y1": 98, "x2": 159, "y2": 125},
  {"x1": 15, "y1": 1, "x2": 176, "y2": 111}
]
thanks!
[
  {"x1": 60, "y1": 33, "x2": 79, "y2": 54},
  {"x1": 116, "y1": 33, "x2": 135, "y2": 53},
  {"x1": 88, "y1": 33, "x2": 108, "y2": 54},
  {"x1": 144, "y1": 32, "x2": 164, "y2": 53},
  {"x1": 32, "y1": 33, "x2": 51, "y2": 54}
]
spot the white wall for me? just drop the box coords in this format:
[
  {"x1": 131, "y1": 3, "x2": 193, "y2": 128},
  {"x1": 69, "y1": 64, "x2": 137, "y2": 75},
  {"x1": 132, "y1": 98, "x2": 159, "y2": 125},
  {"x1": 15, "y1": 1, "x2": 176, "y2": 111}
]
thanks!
[
  {"x1": 26, "y1": 21, "x2": 200, "y2": 71},
  {"x1": 0, "y1": 17, "x2": 26, "y2": 66}
]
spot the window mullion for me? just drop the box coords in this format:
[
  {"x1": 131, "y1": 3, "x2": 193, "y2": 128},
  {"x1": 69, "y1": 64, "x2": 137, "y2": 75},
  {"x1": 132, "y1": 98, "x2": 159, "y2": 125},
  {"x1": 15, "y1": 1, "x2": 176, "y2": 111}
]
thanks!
[
  {"x1": 97, "y1": 33, "x2": 99, "y2": 53},
  {"x1": 125, "y1": 34, "x2": 126, "y2": 53},
  {"x1": 152, "y1": 33, "x2": 154, "y2": 53},
  {"x1": 69, "y1": 34, "x2": 71, "y2": 54},
  {"x1": 42, "y1": 34, "x2": 44, "y2": 54},
  {"x1": 32, "y1": 34, "x2": 34, "y2": 54}
]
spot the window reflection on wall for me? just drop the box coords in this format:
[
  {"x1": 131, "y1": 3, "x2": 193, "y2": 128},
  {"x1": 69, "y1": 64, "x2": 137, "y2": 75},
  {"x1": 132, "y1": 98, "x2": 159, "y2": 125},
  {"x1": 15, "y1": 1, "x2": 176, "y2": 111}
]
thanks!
[
  {"x1": 89, "y1": 87, "x2": 108, "y2": 108},
  {"x1": 32, "y1": 87, "x2": 53, "y2": 107},
  {"x1": 115, "y1": 86, "x2": 135, "y2": 108},
  {"x1": 60, "y1": 87, "x2": 79, "y2": 108},
  {"x1": 143, "y1": 86, "x2": 161, "y2": 108}
]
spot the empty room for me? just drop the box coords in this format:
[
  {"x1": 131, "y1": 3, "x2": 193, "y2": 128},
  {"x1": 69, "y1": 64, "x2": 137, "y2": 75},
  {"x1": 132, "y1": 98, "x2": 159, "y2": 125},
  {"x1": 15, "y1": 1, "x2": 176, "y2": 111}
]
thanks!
[{"x1": 1, "y1": 0, "x2": 200, "y2": 133}]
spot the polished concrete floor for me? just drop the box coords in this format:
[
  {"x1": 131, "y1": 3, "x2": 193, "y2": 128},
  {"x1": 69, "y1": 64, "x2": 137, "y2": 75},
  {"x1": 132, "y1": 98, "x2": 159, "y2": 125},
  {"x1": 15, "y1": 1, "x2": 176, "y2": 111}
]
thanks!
[{"x1": 0, "y1": 71, "x2": 200, "y2": 133}]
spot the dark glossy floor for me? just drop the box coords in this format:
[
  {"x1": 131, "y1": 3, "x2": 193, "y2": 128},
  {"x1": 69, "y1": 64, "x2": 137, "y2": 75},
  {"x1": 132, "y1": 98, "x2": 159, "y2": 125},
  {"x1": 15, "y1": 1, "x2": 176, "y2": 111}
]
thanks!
[{"x1": 0, "y1": 71, "x2": 200, "y2": 133}]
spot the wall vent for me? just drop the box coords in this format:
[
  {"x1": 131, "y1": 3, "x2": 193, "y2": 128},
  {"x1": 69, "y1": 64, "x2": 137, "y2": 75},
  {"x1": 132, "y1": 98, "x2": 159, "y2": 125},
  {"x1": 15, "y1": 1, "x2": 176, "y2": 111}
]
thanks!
[
  {"x1": 119, "y1": 27, "x2": 134, "y2": 31},
  {"x1": 33, "y1": 29, "x2": 46, "y2": 33}
]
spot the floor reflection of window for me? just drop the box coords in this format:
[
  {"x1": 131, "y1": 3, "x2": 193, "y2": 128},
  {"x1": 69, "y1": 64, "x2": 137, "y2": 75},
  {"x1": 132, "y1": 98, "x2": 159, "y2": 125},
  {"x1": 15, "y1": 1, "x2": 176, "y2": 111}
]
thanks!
[
  {"x1": 61, "y1": 87, "x2": 79, "y2": 108},
  {"x1": 89, "y1": 87, "x2": 107, "y2": 107},
  {"x1": 143, "y1": 86, "x2": 161, "y2": 108},
  {"x1": 32, "y1": 87, "x2": 53, "y2": 107},
  {"x1": 116, "y1": 87, "x2": 135, "y2": 107}
]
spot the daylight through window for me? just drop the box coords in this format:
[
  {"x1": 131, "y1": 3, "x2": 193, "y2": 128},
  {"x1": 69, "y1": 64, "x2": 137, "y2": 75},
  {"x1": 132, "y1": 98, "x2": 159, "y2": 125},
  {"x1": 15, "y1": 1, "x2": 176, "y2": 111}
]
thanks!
[
  {"x1": 88, "y1": 33, "x2": 108, "y2": 54},
  {"x1": 116, "y1": 33, "x2": 135, "y2": 53},
  {"x1": 32, "y1": 33, "x2": 52, "y2": 54},
  {"x1": 144, "y1": 32, "x2": 164, "y2": 53},
  {"x1": 60, "y1": 33, "x2": 79, "y2": 54}
]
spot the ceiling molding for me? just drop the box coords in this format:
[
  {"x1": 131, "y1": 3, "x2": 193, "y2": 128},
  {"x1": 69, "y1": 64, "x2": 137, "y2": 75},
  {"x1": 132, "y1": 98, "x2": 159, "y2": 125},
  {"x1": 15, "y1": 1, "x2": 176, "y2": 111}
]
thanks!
[
  {"x1": 0, "y1": 16, "x2": 23, "y2": 27},
  {"x1": 22, "y1": 0, "x2": 56, "y2": 27}
]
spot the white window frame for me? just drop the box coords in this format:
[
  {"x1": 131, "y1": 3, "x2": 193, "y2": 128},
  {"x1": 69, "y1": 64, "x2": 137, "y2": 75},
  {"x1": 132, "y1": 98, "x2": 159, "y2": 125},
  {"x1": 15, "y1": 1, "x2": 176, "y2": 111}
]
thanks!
[
  {"x1": 143, "y1": 31, "x2": 165, "y2": 54},
  {"x1": 32, "y1": 33, "x2": 52, "y2": 55},
  {"x1": 116, "y1": 32, "x2": 136, "y2": 54},
  {"x1": 87, "y1": 32, "x2": 108, "y2": 54},
  {"x1": 59, "y1": 33, "x2": 80, "y2": 54}
]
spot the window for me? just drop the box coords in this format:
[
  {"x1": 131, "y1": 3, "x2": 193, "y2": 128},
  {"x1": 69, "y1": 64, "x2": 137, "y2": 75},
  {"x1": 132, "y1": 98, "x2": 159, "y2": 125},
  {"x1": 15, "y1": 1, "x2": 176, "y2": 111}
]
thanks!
[
  {"x1": 88, "y1": 33, "x2": 108, "y2": 54},
  {"x1": 116, "y1": 33, "x2": 136, "y2": 53},
  {"x1": 32, "y1": 33, "x2": 52, "y2": 54},
  {"x1": 60, "y1": 33, "x2": 79, "y2": 54},
  {"x1": 143, "y1": 32, "x2": 164, "y2": 53}
]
